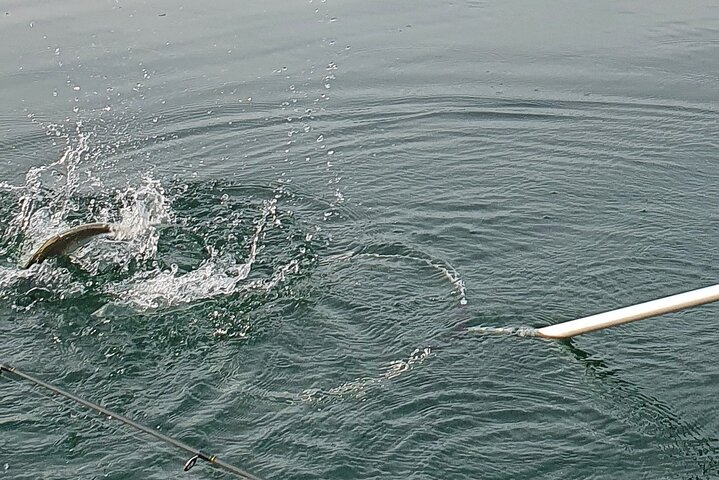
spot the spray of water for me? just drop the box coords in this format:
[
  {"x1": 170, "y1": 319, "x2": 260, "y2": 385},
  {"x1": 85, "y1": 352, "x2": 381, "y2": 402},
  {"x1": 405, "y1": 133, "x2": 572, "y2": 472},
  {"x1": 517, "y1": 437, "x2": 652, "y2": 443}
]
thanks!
[
  {"x1": 0, "y1": 122, "x2": 313, "y2": 323},
  {"x1": 4, "y1": 124, "x2": 93, "y2": 259},
  {"x1": 94, "y1": 198, "x2": 282, "y2": 315}
]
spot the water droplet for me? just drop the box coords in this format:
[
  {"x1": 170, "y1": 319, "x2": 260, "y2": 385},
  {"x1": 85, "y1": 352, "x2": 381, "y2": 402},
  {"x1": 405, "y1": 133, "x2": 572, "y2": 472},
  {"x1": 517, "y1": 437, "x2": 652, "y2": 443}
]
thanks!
[
  {"x1": 316, "y1": 134, "x2": 324, "y2": 142},
  {"x1": 73, "y1": 86, "x2": 80, "y2": 91},
  {"x1": 327, "y1": 150, "x2": 335, "y2": 155}
]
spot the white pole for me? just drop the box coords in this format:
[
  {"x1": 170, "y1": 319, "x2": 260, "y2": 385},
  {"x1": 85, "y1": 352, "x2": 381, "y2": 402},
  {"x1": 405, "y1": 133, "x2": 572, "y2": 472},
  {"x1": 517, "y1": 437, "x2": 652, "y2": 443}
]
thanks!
[{"x1": 536, "y1": 283, "x2": 719, "y2": 339}]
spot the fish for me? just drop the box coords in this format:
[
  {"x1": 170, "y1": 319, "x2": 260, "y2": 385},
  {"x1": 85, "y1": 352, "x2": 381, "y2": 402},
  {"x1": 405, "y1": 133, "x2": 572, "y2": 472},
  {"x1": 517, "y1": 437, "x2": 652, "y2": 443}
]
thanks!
[{"x1": 22, "y1": 223, "x2": 115, "y2": 269}]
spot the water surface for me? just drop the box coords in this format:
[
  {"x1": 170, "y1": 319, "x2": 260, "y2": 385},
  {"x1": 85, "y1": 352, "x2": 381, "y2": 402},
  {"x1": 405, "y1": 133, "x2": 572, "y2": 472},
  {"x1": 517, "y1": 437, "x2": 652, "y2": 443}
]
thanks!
[{"x1": 1, "y1": 1, "x2": 718, "y2": 479}]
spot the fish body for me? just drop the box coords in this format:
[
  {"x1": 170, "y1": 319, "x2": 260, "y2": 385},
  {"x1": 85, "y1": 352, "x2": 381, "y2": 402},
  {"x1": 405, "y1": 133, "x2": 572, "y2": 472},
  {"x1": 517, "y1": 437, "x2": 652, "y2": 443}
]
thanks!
[{"x1": 23, "y1": 223, "x2": 114, "y2": 269}]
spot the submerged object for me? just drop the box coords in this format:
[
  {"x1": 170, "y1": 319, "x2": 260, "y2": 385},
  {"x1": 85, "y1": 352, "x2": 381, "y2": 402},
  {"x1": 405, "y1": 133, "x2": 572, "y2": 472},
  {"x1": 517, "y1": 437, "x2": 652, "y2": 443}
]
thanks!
[
  {"x1": 22, "y1": 222, "x2": 114, "y2": 269},
  {"x1": 537, "y1": 283, "x2": 719, "y2": 339}
]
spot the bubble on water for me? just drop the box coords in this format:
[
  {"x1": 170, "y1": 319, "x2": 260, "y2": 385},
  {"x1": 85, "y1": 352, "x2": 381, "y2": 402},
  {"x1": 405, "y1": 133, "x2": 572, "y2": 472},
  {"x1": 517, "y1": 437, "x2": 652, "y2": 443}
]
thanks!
[
  {"x1": 467, "y1": 325, "x2": 538, "y2": 337},
  {"x1": 300, "y1": 347, "x2": 433, "y2": 403}
]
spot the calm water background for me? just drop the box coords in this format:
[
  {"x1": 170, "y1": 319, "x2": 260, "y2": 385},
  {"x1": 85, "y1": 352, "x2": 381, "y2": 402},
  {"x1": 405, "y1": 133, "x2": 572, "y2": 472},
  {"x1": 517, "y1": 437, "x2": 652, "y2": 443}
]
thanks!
[{"x1": 1, "y1": 1, "x2": 718, "y2": 479}]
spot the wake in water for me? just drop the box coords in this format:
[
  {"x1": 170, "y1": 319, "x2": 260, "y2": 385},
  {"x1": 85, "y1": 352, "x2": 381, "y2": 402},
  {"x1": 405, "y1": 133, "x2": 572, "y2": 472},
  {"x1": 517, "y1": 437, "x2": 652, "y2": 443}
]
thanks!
[
  {"x1": 324, "y1": 246, "x2": 468, "y2": 306},
  {"x1": 466, "y1": 325, "x2": 538, "y2": 337},
  {"x1": 299, "y1": 346, "x2": 433, "y2": 403},
  {"x1": 301, "y1": 242, "x2": 471, "y2": 401}
]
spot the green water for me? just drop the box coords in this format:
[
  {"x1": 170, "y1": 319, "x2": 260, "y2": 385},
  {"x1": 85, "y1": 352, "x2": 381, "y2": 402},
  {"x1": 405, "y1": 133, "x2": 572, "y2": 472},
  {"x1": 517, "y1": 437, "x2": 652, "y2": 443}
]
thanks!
[{"x1": 1, "y1": 1, "x2": 719, "y2": 479}]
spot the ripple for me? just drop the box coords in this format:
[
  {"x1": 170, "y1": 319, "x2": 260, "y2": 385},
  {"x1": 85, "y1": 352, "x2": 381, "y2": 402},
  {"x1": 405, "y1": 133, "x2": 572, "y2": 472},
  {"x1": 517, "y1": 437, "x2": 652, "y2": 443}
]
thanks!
[{"x1": 3, "y1": 3, "x2": 719, "y2": 477}]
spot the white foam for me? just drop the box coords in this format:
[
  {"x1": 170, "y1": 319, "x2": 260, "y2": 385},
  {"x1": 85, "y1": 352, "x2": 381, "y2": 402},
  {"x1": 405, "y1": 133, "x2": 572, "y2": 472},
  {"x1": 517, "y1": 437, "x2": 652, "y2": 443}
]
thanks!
[
  {"x1": 467, "y1": 325, "x2": 538, "y2": 337},
  {"x1": 299, "y1": 347, "x2": 433, "y2": 403},
  {"x1": 93, "y1": 198, "x2": 300, "y2": 315}
]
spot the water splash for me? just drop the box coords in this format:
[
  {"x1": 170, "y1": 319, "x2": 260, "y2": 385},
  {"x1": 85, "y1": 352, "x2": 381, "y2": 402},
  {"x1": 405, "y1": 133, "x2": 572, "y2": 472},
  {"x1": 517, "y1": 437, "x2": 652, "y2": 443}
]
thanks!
[
  {"x1": 0, "y1": 121, "x2": 170, "y2": 274},
  {"x1": 93, "y1": 197, "x2": 305, "y2": 315},
  {"x1": 0, "y1": 121, "x2": 317, "y2": 325},
  {"x1": 98, "y1": 175, "x2": 172, "y2": 267},
  {"x1": 3, "y1": 123, "x2": 94, "y2": 259}
]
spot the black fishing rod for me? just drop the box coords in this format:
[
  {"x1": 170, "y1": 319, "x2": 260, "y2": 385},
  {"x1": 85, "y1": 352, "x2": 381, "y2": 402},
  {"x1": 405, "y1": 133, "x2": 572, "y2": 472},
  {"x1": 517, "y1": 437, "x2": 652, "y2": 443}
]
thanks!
[{"x1": 0, "y1": 363, "x2": 263, "y2": 480}]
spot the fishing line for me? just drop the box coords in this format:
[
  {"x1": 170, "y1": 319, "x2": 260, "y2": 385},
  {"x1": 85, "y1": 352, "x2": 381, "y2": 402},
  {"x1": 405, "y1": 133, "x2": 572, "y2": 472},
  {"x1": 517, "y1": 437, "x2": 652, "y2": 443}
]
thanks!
[{"x1": 0, "y1": 363, "x2": 263, "y2": 480}]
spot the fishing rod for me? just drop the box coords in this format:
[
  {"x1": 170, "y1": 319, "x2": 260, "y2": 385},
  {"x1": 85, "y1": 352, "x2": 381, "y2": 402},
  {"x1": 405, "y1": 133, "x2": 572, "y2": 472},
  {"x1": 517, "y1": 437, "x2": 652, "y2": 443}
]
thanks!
[{"x1": 0, "y1": 363, "x2": 263, "y2": 480}]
